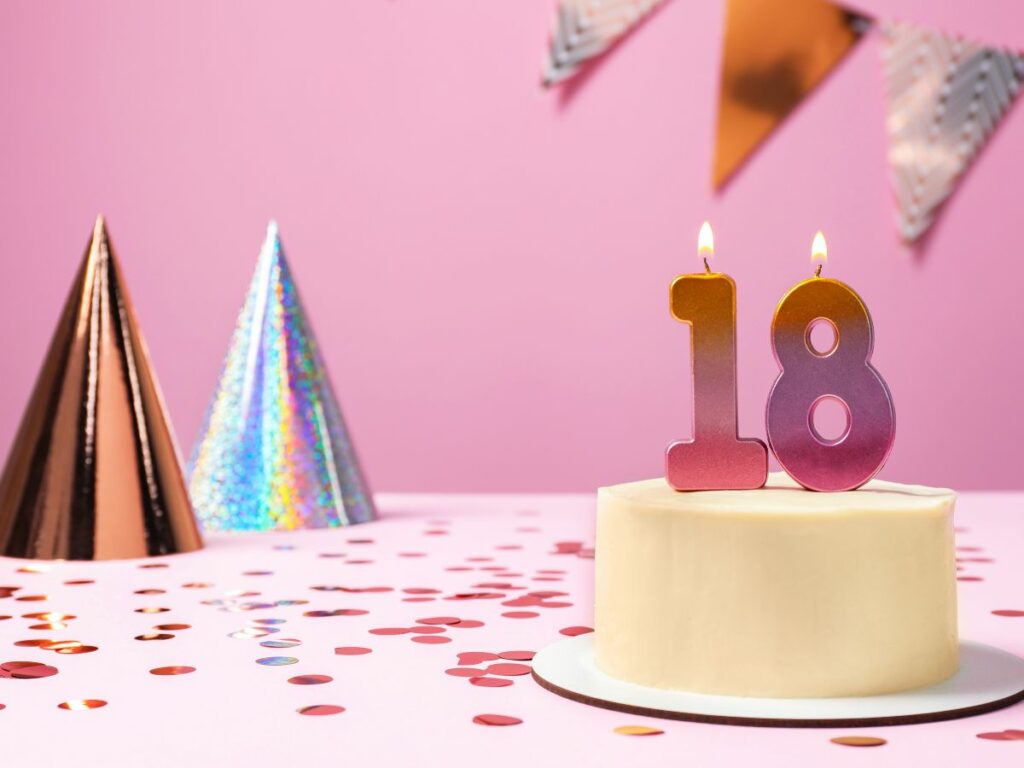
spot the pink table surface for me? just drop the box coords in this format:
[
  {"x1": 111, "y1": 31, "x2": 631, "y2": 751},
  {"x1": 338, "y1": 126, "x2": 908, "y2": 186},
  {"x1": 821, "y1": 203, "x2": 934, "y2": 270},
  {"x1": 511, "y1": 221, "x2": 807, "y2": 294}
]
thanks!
[{"x1": 1, "y1": 491, "x2": 1023, "y2": 767}]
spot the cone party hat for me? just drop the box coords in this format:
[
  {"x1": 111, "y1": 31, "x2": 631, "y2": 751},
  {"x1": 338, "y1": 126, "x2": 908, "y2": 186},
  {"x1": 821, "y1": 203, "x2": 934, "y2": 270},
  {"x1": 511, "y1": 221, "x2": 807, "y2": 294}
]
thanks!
[
  {"x1": 188, "y1": 222, "x2": 377, "y2": 531},
  {"x1": 0, "y1": 216, "x2": 203, "y2": 560}
]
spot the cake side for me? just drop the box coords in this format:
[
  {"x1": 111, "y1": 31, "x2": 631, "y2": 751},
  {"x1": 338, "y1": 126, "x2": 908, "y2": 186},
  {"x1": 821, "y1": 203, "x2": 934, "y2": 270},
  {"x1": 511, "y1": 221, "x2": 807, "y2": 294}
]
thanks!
[{"x1": 594, "y1": 473, "x2": 958, "y2": 698}]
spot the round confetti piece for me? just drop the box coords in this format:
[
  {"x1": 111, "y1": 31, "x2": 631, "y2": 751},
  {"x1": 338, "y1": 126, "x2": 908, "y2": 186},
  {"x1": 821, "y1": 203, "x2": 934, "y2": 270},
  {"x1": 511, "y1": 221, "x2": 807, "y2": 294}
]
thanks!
[
  {"x1": 502, "y1": 611, "x2": 539, "y2": 619},
  {"x1": 416, "y1": 616, "x2": 461, "y2": 625},
  {"x1": 23, "y1": 612, "x2": 75, "y2": 621},
  {"x1": 473, "y1": 714, "x2": 522, "y2": 726},
  {"x1": 135, "y1": 589, "x2": 166, "y2": 595},
  {"x1": 14, "y1": 639, "x2": 52, "y2": 647},
  {"x1": 150, "y1": 666, "x2": 195, "y2": 676},
  {"x1": 408, "y1": 626, "x2": 447, "y2": 635},
  {"x1": 154, "y1": 624, "x2": 191, "y2": 631},
  {"x1": 58, "y1": 699, "x2": 107, "y2": 710},
  {"x1": 135, "y1": 633, "x2": 174, "y2": 641},
  {"x1": 334, "y1": 646, "x2": 372, "y2": 656},
  {"x1": 486, "y1": 663, "x2": 532, "y2": 677},
  {"x1": 256, "y1": 656, "x2": 299, "y2": 666},
  {"x1": 559, "y1": 626, "x2": 593, "y2": 637},
  {"x1": 411, "y1": 635, "x2": 451, "y2": 645},
  {"x1": 402, "y1": 597, "x2": 434, "y2": 603},
  {"x1": 2, "y1": 662, "x2": 58, "y2": 679},
  {"x1": 134, "y1": 607, "x2": 170, "y2": 614},
  {"x1": 288, "y1": 674, "x2": 333, "y2": 685},
  {"x1": 446, "y1": 667, "x2": 485, "y2": 677},
  {"x1": 830, "y1": 736, "x2": 887, "y2": 747},
  {"x1": 457, "y1": 652, "x2": 500, "y2": 665},
  {"x1": 55, "y1": 645, "x2": 98, "y2": 655},
  {"x1": 469, "y1": 677, "x2": 513, "y2": 688},
  {"x1": 261, "y1": 638, "x2": 302, "y2": 649},
  {"x1": 498, "y1": 651, "x2": 535, "y2": 661},
  {"x1": 139, "y1": 563, "x2": 170, "y2": 569},
  {"x1": 0, "y1": 616, "x2": 10, "y2": 621},
  {"x1": 369, "y1": 627, "x2": 409, "y2": 636},
  {"x1": 403, "y1": 588, "x2": 440, "y2": 595},
  {"x1": 63, "y1": 579, "x2": 95, "y2": 586},
  {"x1": 29, "y1": 623, "x2": 66, "y2": 631},
  {"x1": 992, "y1": 610, "x2": 1024, "y2": 617},
  {"x1": 977, "y1": 730, "x2": 1024, "y2": 741},
  {"x1": 182, "y1": 582, "x2": 213, "y2": 589},
  {"x1": 16, "y1": 595, "x2": 48, "y2": 602},
  {"x1": 298, "y1": 704, "x2": 345, "y2": 716},
  {"x1": 449, "y1": 620, "x2": 485, "y2": 629},
  {"x1": 615, "y1": 725, "x2": 664, "y2": 736},
  {"x1": 251, "y1": 618, "x2": 286, "y2": 625}
]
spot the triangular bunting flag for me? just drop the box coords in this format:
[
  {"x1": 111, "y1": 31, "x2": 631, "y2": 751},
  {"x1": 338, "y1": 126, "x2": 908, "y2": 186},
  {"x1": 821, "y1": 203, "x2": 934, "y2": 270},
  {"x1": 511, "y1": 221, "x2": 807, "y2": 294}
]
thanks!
[
  {"x1": 188, "y1": 222, "x2": 377, "y2": 531},
  {"x1": 0, "y1": 217, "x2": 203, "y2": 560},
  {"x1": 713, "y1": 0, "x2": 869, "y2": 187},
  {"x1": 882, "y1": 21, "x2": 1024, "y2": 241},
  {"x1": 543, "y1": 0, "x2": 669, "y2": 86}
]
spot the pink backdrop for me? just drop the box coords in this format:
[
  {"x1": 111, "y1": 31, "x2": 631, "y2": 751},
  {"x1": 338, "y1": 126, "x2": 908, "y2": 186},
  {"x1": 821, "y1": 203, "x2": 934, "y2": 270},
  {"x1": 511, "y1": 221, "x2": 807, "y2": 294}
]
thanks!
[{"x1": 1, "y1": 1, "x2": 1022, "y2": 492}]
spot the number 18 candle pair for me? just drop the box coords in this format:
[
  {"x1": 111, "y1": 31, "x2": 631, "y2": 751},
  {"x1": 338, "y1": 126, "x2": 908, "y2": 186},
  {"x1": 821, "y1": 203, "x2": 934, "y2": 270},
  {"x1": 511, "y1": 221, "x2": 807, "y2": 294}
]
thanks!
[{"x1": 666, "y1": 223, "x2": 895, "y2": 493}]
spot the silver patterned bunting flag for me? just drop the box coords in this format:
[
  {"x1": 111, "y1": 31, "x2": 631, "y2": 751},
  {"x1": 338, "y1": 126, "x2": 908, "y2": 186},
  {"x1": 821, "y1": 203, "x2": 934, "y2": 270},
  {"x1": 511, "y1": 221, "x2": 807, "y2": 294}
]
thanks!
[
  {"x1": 883, "y1": 21, "x2": 1024, "y2": 241},
  {"x1": 543, "y1": 0, "x2": 669, "y2": 86}
]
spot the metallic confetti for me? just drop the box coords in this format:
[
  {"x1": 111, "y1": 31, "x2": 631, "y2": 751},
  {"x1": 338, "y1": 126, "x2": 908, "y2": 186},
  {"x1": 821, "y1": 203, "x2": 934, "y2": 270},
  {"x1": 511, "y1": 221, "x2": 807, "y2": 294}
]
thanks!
[
  {"x1": 262, "y1": 638, "x2": 303, "y2": 648},
  {"x1": 58, "y1": 699, "x2": 107, "y2": 710},
  {"x1": 154, "y1": 624, "x2": 191, "y2": 631},
  {"x1": 256, "y1": 656, "x2": 299, "y2": 666},
  {"x1": 150, "y1": 666, "x2": 196, "y2": 676},
  {"x1": 135, "y1": 633, "x2": 174, "y2": 641},
  {"x1": 0, "y1": 216, "x2": 203, "y2": 560},
  {"x1": 298, "y1": 705, "x2": 345, "y2": 716},
  {"x1": 188, "y1": 221, "x2": 377, "y2": 532},
  {"x1": 56, "y1": 645, "x2": 97, "y2": 655},
  {"x1": 473, "y1": 714, "x2": 522, "y2": 726},
  {"x1": 288, "y1": 674, "x2": 332, "y2": 685},
  {"x1": 883, "y1": 22, "x2": 1024, "y2": 241},
  {"x1": 615, "y1": 725, "x2": 664, "y2": 736},
  {"x1": 831, "y1": 736, "x2": 887, "y2": 747}
]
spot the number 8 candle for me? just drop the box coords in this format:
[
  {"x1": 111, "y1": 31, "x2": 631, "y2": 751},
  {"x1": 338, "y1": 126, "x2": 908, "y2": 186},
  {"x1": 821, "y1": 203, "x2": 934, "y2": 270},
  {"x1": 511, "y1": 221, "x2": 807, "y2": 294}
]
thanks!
[
  {"x1": 766, "y1": 232, "x2": 895, "y2": 491},
  {"x1": 666, "y1": 222, "x2": 768, "y2": 491}
]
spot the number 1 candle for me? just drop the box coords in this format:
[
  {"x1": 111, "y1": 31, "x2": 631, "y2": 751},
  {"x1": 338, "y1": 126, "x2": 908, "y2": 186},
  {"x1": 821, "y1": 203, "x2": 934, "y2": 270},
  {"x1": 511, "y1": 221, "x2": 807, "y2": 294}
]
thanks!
[
  {"x1": 666, "y1": 222, "x2": 768, "y2": 491},
  {"x1": 766, "y1": 233, "x2": 895, "y2": 491}
]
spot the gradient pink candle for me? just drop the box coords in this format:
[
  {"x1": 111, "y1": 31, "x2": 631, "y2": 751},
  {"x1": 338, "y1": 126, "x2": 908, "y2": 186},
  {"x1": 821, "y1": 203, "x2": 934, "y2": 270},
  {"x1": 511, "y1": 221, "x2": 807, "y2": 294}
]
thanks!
[
  {"x1": 666, "y1": 223, "x2": 768, "y2": 491},
  {"x1": 766, "y1": 233, "x2": 896, "y2": 492}
]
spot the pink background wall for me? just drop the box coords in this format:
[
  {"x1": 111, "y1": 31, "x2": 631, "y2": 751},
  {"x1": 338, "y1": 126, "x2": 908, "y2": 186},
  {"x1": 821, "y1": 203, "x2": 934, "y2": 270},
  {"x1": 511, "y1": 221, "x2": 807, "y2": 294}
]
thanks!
[{"x1": 1, "y1": 1, "x2": 1022, "y2": 492}]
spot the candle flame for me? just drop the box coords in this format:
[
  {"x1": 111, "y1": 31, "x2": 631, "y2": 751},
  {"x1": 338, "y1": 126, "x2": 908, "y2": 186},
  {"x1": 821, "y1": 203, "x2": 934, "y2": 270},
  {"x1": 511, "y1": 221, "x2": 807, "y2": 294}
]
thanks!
[
  {"x1": 698, "y1": 221, "x2": 714, "y2": 261},
  {"x1": 811, "y1": 231, "x2": 828, "y2": 263}
]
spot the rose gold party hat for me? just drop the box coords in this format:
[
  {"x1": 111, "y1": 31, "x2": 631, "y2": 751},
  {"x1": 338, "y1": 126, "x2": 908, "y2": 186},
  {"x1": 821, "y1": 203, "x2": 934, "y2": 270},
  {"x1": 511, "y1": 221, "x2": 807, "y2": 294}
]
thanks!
[{"x1": 0, "y1": 216, "x2": 202, "y2": 560}]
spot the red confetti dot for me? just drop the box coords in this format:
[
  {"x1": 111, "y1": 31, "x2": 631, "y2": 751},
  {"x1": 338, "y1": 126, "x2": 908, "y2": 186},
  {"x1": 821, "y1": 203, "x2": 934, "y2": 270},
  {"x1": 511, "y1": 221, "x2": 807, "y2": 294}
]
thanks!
[
  {"x1": 335, "y1": 647, "x2": 372, "y2": 656},
  {"x1": 470, "y1": 676, "x2": 514, "y2": 688},
  {"x1": 416, "y1": 616, "x2": 461, "y2": 625},
  {"x1": 288, "y1": 674, "x2": 333, "y2": 685},
  {"x1": 369, "y1": 627, "x2": 409, "y2": 636},
  {"x1": 298, "y1": 704, "x2": 345, "y2": 716},
  {"x1": 560, "y1": 626, "x2": 594, "y2": 636},
  {"x1": 449, "y1": 620, "x2": 485, "y2": 629},
  {"x1": 445, "y1": 667, "x2": 485, "y2": 677},
  {"x1": 403, "y1": 597, "x2": 435, "y2": 603},
  {"x1": 399, "y1": 552, "x2": 427, "y2": 558},
  {"x1": 473, "y1": 713, "x2": 522, "y2": 726},
  {"x1": 977, "y1": 730, "x2": 1024, "y2": 741},
  {"x1": 958, "y1": 576, "x2": 984, "y2": 582},
  {"x1": 993, "y1": 610, "x2": 1024, "y2": 617},
  {"x1": 403, "y1": 588, "x2": 440, "y2": 595},
  {"x1": 498, "y1": 651, "x2": 535, "y2": 661},
  {"x1": 408, "y1": 626, "x2": 447, "y2": 635},
  {"x1": 486, "y1": 663, "x2": 532, "y2": 677},
  {"x1": 411, "y1": 635, "x2": 451, "y2": 645},
  {"x1": 502, "y1": 611, "x2": 539, "y2": 619},
  {"x1": 457, "y1": 652, "x2": 500, "y2": 665}
]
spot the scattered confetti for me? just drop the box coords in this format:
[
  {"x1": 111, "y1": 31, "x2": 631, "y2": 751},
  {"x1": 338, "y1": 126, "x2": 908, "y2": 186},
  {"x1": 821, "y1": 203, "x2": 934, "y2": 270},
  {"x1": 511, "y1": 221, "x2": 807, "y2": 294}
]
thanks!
[
  {"x1": 288, "y1": 674, "x2": 333, "y2": 685},
  {"x1": 559, "y1": 626, "x2": 593, "y2": 637},
  {"x1": 334, "y1": 647, "x2": 372, "y2": 656},
  {"x1": 473, "y1": 714, "x2": 522, "y2": 726},
  {"x1": 470, "y1": 677, "x2": 513, "y2": 688},
  {"x1": 154, "y1": 624, "x2": 191, "y2": 631},
  {"x1": 977, "y1": 730, "x2": 1024, "y2": 741},
  {"x1": 135, "y1": 633, "x2": 174, "y2": 641},
  {"x1": 486, "y1": 663, "x2": 532, "y2": 677},
  {"x1": 615, "y1": 725, "x2": 664, "y2": 736},
  {"x1": 0, "y1": 661, "x2": 58, "y2": 679},
  {"x1": 256, "y1": 657, "x2": 299, "y2": 666},
  {"x1": 502, "y1": 611, "x2": 539, "y2": 619},
  {"x1": 498, "y1": 651, "x2": 535, "y2": 661},
  {"x1": 150, "y1": 666, "x2": 196, "y2": 676},
  {"x1": 992, "y1": 610, "x2": 1024, "y2": 617},
  {"x1": 58, "y1": 699, "x2": 107, "y2": 710},
  {"x1": 831, "y1": 736, "x2": 888, "y2": 747},
  {"x1": 262, "y1": 638, "x2": 303, "y2": 648},
  {"x1": 298, "y1": 704, "x2": 345, "y2": 716},
  {"x1": 411, "y1": 635, "x2": 451, "y2": 645}
]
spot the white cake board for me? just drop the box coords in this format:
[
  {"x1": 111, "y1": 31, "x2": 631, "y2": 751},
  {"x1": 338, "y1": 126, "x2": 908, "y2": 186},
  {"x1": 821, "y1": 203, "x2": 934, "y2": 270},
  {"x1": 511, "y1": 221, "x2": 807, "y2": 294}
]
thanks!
[{"x1": 532, "y1": 635, "x2": 1024, "y2": 728}]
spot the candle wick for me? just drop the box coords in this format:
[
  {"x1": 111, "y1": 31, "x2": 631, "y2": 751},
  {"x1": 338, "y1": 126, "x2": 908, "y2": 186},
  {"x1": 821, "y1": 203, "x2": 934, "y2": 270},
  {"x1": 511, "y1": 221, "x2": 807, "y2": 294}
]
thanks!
[
  {"x1": 814, "y1": 263, "x2": 823, "y2": 278},
  {"x1": 703, "y1": 256, "x2": 711, "y2": 274}
]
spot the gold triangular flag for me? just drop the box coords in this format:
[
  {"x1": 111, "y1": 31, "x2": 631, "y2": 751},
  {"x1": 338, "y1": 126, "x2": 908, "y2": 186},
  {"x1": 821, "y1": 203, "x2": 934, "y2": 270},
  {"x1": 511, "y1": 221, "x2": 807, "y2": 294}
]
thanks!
[
  {"x1": 0, "y1": 217, "x2": 203, "y2": 560},
  {"x1": 713, "y1": 0, "x2": 869, "y2": 188}
]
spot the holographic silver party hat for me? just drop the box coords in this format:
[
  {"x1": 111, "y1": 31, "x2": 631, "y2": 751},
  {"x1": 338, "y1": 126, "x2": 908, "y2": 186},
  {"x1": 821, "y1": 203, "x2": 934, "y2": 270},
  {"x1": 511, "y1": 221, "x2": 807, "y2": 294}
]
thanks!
[{"x1": 188, "y1": 222, "x2": 377, "y2": 531}]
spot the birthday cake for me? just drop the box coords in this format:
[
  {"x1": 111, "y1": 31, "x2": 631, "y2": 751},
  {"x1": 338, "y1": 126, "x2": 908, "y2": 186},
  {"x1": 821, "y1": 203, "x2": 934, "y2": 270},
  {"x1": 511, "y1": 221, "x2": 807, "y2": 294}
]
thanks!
[{"x1": 594, "y1": 472, "x2": 958, "y2": 699}]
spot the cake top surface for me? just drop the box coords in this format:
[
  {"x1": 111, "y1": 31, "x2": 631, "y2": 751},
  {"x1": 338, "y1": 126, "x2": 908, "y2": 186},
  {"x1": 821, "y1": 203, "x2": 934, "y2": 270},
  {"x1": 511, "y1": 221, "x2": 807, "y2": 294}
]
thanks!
[{"x1": 599, "y1": 472, "x2": 956, "y2": 514}]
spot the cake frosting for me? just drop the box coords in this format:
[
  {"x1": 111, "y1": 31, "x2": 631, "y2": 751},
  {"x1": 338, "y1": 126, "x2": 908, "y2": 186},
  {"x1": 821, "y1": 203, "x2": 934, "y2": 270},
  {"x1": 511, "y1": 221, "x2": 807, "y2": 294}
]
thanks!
[{"x1": 595, "y1": 472, "x2": 958, "y2": 698}]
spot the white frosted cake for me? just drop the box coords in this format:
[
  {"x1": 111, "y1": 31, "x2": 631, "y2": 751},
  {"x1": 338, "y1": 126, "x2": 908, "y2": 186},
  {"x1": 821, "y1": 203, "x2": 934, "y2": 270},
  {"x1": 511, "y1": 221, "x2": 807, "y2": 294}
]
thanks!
[{"x1": 595, "y1": 473, "x2": 958, "y2": 698}]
